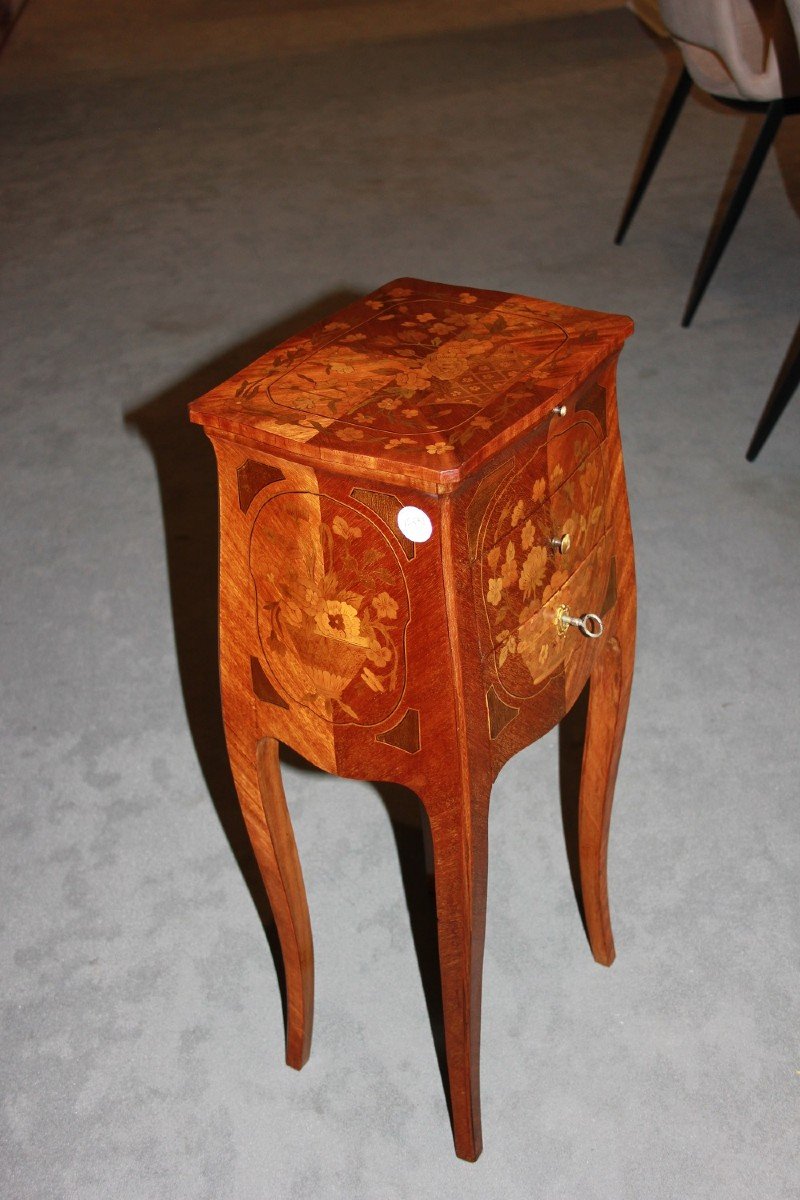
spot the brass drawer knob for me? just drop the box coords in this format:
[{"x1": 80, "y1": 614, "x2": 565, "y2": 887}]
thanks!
[
  {"x1": 552, "y1": 404, "x2": 567, "y2": 417},
  {"x1": 555, "y1": 604, "x2": 604, "y2": 639},
  {"x1": 551, "y1": 532, "x2": 571, "y2": 555}
]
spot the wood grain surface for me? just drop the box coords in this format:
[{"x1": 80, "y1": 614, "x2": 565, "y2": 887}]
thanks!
[
  {"x1": 191, "y1": 277, "x2": 632, "y2": 491},
  {"x1": 191, "y1": 278, "x2": 636, "y2": 1161}
]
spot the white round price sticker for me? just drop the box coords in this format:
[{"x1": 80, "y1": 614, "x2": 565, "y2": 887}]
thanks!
[{"x1": 397, "y1": 506, "x2": 433, "y2": 543}]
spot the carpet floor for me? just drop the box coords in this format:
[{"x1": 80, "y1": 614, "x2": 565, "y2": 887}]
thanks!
[{"x1": 1, "y1": 2, "x2": 799, "y2": 1197}]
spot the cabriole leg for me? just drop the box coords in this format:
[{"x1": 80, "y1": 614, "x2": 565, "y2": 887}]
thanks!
[
  {"x1": 421, "y1": 783, "x2": 490, "y2": 1162},
  {"x1": 578, "y1": 598, "x2": 635, "y2": 966},
  {"x1": 226, "y1": 730, "x2": 314, "y2": 1068}
]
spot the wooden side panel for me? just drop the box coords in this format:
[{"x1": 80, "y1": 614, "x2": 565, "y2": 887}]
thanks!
[
  {"x1": 486, "y1": 687, "x2": 520, "y2": 739},
  {"x1": 251, "y1": 656, "x2": 289, "y2": 709},
  {"x1": 213, "y1": 437, "x2": 338, "y2": 773},
  {"x1": 237, "y1": 459, "x2": 285, "y2": 512},
  {"x1": 249, "y1": 491, "x2": 410, "y2": 727},
  {"x1": 350, "y1": 486, "x2": 415, "y2": 560},
  {"x1": 376, "y1": 708, "x2": 421, "y2": 754},
  {"x1": 330, "y1": 479, "x2": 461, "y2": 788}
]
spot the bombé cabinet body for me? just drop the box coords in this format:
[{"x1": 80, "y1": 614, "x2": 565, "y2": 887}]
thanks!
[{"x1": 190, "y1": 278, "x2": 636, "y2": 1161}]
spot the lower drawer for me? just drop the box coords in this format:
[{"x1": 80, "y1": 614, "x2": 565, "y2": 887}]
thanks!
[{"x1": 482, "y1": 532, "x2": 613, "y2": 700}]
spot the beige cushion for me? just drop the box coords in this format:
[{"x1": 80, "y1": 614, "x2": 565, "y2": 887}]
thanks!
[
  {"x1": 658, "y1": 0, "x2": 800, "y2": 101},
  {"x1": 657, "y1": 0, "x2": 800, "y2": 99}
]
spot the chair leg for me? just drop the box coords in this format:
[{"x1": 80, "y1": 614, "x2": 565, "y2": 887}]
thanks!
[
  {"x1": 614, "y1": 67, "x2": 692, "y2": 245},
  {"x1": 746, "y1": 325, "x2": 800, "y2": 461},
  {"x1": 682, "y1": 100, "x2": 784, "y2": 327}
]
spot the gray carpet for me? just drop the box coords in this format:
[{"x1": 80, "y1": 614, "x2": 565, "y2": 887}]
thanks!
[{"x1": 2, "y1": 3, "x2": 799, "y2": 1197}]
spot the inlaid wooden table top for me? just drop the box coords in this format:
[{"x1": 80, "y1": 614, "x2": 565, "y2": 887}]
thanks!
[
  {"x1": 190, "y1": 277, "x2": 633, "y2": 489},
  {"x1": 190, "y1": 278, "x2": 636, "y2": 1163}
]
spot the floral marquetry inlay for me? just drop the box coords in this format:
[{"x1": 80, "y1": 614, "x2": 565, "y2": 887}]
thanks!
[
  {"x1": 488, "y1": 536, "x2": 613, "y2": 699},
  {"x1": 250, "y1": 492, "x2": 409, "y2": 725},
  {"x1": 480, "y1": 438, "x2": 609, "y2": 696},
  {"x1": 258, "y1": 297, "x2": 567, "y2": 445},
  {"x1": 190, "y1": 279, "x2": 632, "y2": 483}
]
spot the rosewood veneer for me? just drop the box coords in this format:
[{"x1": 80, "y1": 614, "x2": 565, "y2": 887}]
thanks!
[{"x1": 189, "y1": 277, "x2": 637, "y2": 1161}]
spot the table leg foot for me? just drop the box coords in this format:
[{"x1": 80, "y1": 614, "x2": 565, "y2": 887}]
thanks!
[
  {"x1": 422, "y1": 782, "x2": 490, "y2": 1162},
  {"x1": 227, "y1": 732, "x2": 314, "y2": 1068}
]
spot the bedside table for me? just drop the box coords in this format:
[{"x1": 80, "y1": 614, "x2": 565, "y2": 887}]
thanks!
[{"x1": 189, "y1": 277, "x2": 636, "y2": 1161}]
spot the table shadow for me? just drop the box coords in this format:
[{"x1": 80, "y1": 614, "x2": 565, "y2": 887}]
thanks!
[
  {"x1": 124, "y1": 288, "x2": 359, "y2": 1034},
  {"x1": 124, "y1": 290, "x2": 449, "y2": 1107},
  {"x1": 279, "y1": 740, "x2": 450, "y2": 1124},
  {"x1": 124, "y1": 300, "x2": 603, "y2": 1146},
  {"x1": 374, "y1": 781, "x2": 450, "y2": 1123},
  {"x1": 558, "y1": 679, "x2": 591, "y2": 941}
]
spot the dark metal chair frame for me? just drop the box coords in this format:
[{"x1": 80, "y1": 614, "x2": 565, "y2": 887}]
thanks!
[{"x1": 616, "y1": 68, "x2": 799, "y2": 328}]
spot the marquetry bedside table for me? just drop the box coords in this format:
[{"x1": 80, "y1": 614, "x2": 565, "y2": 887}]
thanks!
[{"x1": 189, "y1": 277, "x2": 636, "y2": 1162}]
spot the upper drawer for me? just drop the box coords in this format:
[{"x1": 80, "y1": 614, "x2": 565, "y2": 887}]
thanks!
[
  {"x1": 547, "y1": 410, "x2": 604, "y2": 492},
  {"x1": 478, "y1": 412, "x2": 604, "y2": 558}
]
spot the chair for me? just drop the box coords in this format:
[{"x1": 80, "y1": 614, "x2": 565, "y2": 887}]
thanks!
[{"x1": 616, "y1": 1, "x2": 800, "y2": 326}]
